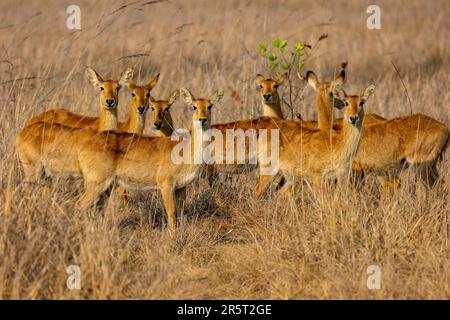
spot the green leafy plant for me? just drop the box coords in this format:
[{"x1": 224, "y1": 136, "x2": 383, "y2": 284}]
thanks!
[{"x1": 259, "y1": 35, "x2": 327, "y2": 119}]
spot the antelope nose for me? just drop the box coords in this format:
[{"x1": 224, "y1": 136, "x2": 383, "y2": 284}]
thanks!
[
  {"x1": 349, "y1": 116, "x2": 359, "y2": 125},
  {"x1": 199, "y1": 118, "x2": 208, "y2": 126},
  {"x1": 105, "y1": 99, "x2": 115, "y2": 107},
  {"x1": 137, "y1": 106, "x2": 146, "y2": 114},
  {"x1": 263, "y1": 93, "x2": 272, "y2": 101}
]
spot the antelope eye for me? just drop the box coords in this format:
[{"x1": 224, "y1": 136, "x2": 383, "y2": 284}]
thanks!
[
  {"x1": 146, "y1": 92, "x2": 151, "y2": 98},
  {"x1": 100, "y1": 87, "x2": 104, "y2": 91},
  {"x1": 274, "y1": 84, "x2": 279, "y2": 89},
  {"x1": 131, "y1": 92, "x2": 136, "y2": 97},
  {"x1": 192, "y1": 105, "x2": 197, "y2": 110},
  {"x1": 344, "y1": 101, "x2": 349, "y2": 106},
  {"x1": 208, "y1": 104, "x2": 213, "y2": 110},
  {"x1": 258, "y1": 84, "x2": 263, "y2": 89},
  {"x1": 151, "y1": 106, "x2": 155, "y2": 111}
]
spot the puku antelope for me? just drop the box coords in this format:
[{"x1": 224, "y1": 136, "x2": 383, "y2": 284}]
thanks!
[
  {"x1": 255, "y1": 73, "x2": 287, "y2": 119},
  {"x1": 209, "y1": 69, "x2": 350, "y2": 190},
  {"x1": 26, "y1": 68, "x2": 160, "y2": 135},
  {"x1": 306, "y1": 70, "x2": 449, "y2": 197},
  {"x1": 256, "y1": 84, "x2": 376, "y2": 197},
  {"x1": 304, "y1": 69, "x2": 386, "y2": 130},
  {"x1": 304, "y1": 68, "x2": 393, "y2": 195},
  {"x1": 16, "y1": 67, "x2": 133, "y2": 183},
  {"x1": 119, "y1": 75, "x2": 161, "y2": 134},
  {"x1": 118, "y1": 89, "x2": 179, "y2": 202},
  {"x1": 118, "y1": 90, "x2": 179, "y2": 203},
  {"x1": 117, "y1": 90, "x2": 179, "y2": 202},
  {"x1": 204, "y1": 73, "x2": 294, "y2": 186},
  {"x1": 26, "y1": 67, "x2": 134, "y2": 132},
  {"x1": 149, "y1": 90, "x2": 180, "y2": 137},
  {"x1": 114, "y1": 76, "x2": 165, "y2": 202},
  {"x1": 255, "y1": 66, "x2": 386, "y2": 196},
  {"x1": 348, "y1": 111, "x2": 449, "y2": 195},
  {"x1": 17, "y1": 87, "x2": 224, "y2": 231},
  {"x1": 79, "y1": 88, "x2": 223, "y2": 229}
]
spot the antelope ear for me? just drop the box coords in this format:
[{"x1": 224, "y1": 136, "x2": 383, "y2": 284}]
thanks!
[
  {"x1": 276, "y1": 72, "x2": 288, "y2": 85},
  {"x1": 180, "y1": 87, "x2": 195, "y2": 105},
  {"x1": 168, "y1": 89, "x2": 180, "y2": 106},
  {"x1": 85, "y1": 67, "x2": 103, "y2": 87},
  {"x1": 146, "y1": 73, "x2": 160, "y2": 90},
  {"x1": 306, "y1": 71, "x2": 318, "y2": 90},
  {"x1": 361, "y1": 84, "x2": 375, "y2": 103},
  {"x1": 255, "y1": 74, "x2": 265, "y2": 85},
  {"x1": 119, "y1": 68, "x2": 134, "y2": 87},
  {"x1": 210, "y1": 88, "x2": 224, "y2": 104},
  {"x1": 331, "y1": 69, "x2": 345, "y2": 87},
  {"x1": 332, "y1": 85, "x2": 347, "y2": 102}
]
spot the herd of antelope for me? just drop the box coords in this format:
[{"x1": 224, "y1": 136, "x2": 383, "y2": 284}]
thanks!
[{"x1": 15, "y1": 64, "x2": 449, "y2": 231}]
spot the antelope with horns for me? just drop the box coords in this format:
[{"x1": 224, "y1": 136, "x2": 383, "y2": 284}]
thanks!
[
  {"x1": 16, "y1": 67, "x2": 133, "y2": 183},
  {"x1": 256, "y1": 84, "x2": 376, "y2": 197}
]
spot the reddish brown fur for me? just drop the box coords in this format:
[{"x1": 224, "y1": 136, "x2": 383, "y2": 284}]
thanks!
[
  {"x1": 256, "y1": 85, "x2": 376, "y2": 197},
  {"x1": 16, "y1": 87, "x2": 224, "y2": 232},
  {"x1": 26, "y1": 67, "x2": 133, "y2": 132},
  {"x1": 149, "y1": 90, "x2": 179, "y2": 137},
  {"x1": 307, "y1": 69, "x2": 449, "y2": 195}
]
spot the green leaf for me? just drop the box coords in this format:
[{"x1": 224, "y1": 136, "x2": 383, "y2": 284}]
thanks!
[
  {"x1": 279, "y1": 40, "x2": 288, "y2": 53},
  {"x1": 298, "y1": 61, "x2": 305, "y2": 69},
  {"x1": 294, "y1": 42, "x2": 305, "y2": 54},
  {"x1": 272, "y1": 38, "x2": 281, "y2": 48},
  {"x1": 259, "y1": 43, "x2": 267, "y2": 55},
  {"x1": 270, "y1": 61, "x2": 279, "y2": 70},
  {"x1": 282, "y1": 63, "x2": 291, "y2": 70},
  {"x1": 268, "y1": 52, "x2": 277, "y2": 61}
]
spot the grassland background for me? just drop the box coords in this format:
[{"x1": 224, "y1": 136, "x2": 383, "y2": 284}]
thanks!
[{"x1": 0, "y1": 0, "x2": 449, "y2": 299}]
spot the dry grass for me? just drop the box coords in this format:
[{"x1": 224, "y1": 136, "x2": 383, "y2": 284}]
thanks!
[{"x1": 0, "y1": 0, "x2": 449, "y2": 299}]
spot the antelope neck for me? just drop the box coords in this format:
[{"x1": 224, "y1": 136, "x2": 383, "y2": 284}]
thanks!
[{"x1": 98, "y1": 107, "x2": 119, "y2": 132}]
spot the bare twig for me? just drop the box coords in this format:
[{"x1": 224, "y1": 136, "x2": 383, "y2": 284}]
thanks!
[
  {"x1": 0, "y1": 60, "x2": 13, "y2": 67},
  {"x1": 391, "y1": 60, "x2": 413, "y2": 115},
  {"x1": 115, "y1": 53, "x2": 151, "y2": 62},
  {"x1": 108, "y1": 0, "x2": 142, "y2": 16},
  {"x1": 141, "y1": 0, "x2": 170, "y2": 6},
  {"x1": 0, "y1": 76, "x2": 43, "y2": 85}
]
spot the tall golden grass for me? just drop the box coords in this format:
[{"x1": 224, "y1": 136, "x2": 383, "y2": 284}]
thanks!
[{"x1": 0, "y1": 0, "x2": 448, "y2": 299}]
